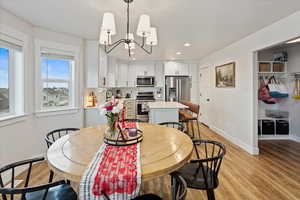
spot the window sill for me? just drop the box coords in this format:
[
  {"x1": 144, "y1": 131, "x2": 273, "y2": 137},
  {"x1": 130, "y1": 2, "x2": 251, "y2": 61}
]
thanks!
[
  {"x1": 35, "y1": 107, "x2": 81, "y2": 118},
  {"x1": 0, "y1": 114, "x2": 30, "y2": 127}
]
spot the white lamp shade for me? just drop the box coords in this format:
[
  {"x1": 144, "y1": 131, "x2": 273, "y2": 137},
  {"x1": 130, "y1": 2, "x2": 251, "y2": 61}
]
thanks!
[
  {"x1": 137, "y1": 15, "x2": 151, "y2": 37},
  {"x1": 101, "y1": 12, "x2": 116, "y2": 35},
  {"x1": 146, "y1": 27, "x2": 158, "y2": 46},
  {"x1": 99, "y1": 30, "x2": 112, "y2": 45}
]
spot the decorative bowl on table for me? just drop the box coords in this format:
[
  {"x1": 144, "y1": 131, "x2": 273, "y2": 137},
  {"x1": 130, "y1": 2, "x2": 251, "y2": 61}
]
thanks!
[
  {"x1": 103, "y1": 126, "x2": 143, "y2": 146},
  {"x1": 100, "y1": 97, "x2": 143, "y2": 146}
]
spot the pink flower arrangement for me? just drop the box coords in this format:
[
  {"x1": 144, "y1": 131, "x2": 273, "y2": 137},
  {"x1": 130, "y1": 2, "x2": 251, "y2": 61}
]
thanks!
[{"x1": 99, "y1": 97, "x2": 124, "y2": 133}]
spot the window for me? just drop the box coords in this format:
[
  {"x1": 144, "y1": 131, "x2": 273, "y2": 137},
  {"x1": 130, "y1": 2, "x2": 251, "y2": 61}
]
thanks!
[
  {"x1": 0, "y1": 48, "x2": 9, "y2": 115},
  {"x1": 35, "y1": 40, "x2": 79, "y2": 112},
  {"x1": 40, "y1": 52, "x2": 75, "y2": 110},
  {"x1": 0, "y1": 39, "x2": 23, "y2": 117}
]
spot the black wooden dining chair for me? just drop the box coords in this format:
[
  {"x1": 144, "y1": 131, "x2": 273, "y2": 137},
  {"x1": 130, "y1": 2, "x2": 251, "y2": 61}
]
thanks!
[
  {"x1": 159, "y1": 122, "x2": 185, "y2": 132},
  {"x1": 45, "y1": 128, "x2": 79, "y2": 148},
  {"x1": 170, "y1": 172, "x2": 187, "y2": 200},
  {"x1": 0, "y1": 157, "x2": 77, "y2": 200},
  {"x1": 131, "y1": 194, "x2": 162, "y2": 200},
  {"x1": 102, "y1": 173, "x2": 187, "y2": 200},
  {"x1": 175, "y1": 140, "x2": 226, "y2": 200},
  {"x1": 132, "y1": 173, "x2": 187, "y2": 200}
]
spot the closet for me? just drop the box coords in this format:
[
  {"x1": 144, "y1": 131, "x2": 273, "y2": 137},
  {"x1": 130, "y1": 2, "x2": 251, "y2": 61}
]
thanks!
[{"x1": 257, "y1": 42, "x2": 300, "y2": 141}]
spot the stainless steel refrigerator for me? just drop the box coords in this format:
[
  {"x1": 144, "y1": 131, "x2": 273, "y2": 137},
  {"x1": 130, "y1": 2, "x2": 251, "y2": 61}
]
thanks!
[{"x1": 165, "y1": 76, "x2": 191, "y2": 102}]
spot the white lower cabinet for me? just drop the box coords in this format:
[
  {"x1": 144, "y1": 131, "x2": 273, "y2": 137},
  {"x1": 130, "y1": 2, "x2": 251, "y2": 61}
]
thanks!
[
  {"x1": 149, "y1": 108, "x2": 179, "y2": 124},
  {"x1": 84, "y1": 108, "x2": 107, "y2": 127},
  {"x1": 124, "y1": 99, "x2": 136, "y2": 119}
]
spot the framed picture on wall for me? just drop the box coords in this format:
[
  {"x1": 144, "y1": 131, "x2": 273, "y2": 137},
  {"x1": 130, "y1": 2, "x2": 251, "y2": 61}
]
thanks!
[{"x1": 215, "y1": 62, "x2": 236, "y2": 88}]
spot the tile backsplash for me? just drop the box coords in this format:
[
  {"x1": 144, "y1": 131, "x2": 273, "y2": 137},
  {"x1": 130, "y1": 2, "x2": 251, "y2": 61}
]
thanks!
[{"x1": 84, "y1": 87, "x2": 164, "y2": 106}]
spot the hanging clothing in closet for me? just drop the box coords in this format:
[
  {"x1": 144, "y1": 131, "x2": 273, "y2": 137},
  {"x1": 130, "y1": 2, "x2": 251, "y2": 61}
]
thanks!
[{"x1": 258, "y1": 76, "x2": 288, "y2": 104}]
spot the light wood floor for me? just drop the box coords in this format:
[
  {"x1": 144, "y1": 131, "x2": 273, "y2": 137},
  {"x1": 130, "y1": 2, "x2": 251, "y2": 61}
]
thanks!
[{"x1": 11, "y1": 123, "x2": 300, "y2": 200}]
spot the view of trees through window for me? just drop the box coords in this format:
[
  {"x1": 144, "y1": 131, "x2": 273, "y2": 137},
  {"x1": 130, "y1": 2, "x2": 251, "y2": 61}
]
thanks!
[
  {"x1": 41, "y1": 57, "x2": 72, "y2": 108},
  {"x1": 0, "y1": 48, "x2": 9, "y2": 115}
]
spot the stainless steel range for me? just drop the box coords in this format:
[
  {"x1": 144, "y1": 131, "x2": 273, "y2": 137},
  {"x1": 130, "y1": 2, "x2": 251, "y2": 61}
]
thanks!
[{"x1": 136, "y1": 92, "x2": 155, "y2": 121}]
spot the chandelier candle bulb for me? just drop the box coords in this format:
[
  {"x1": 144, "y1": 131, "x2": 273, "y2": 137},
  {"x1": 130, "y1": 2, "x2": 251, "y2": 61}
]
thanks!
[
  {"x1": 101, "y1": 12, "x2": 116, "y2": 35},
  {"x1": 125, "y1": 33, "x2": 135, "y2": 49},
  {"x1": 146, "y1": 27, "x2": 158, "y2": 46},
  {"x1": 99, "y1": 30, "x2": 112, "y2": 45}
]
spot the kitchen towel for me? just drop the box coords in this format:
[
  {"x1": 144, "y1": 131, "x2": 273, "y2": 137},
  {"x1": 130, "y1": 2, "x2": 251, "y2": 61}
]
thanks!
[{"x1": 80, "y1": 142, "x2": 141, "y2": 200}]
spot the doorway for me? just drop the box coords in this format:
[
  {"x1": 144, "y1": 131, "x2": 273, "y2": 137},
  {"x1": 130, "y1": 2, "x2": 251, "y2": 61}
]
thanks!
[
  {"x1": 199, "y1": 67, "x2": 211, "y2": 126},
  {"x1": 254, "y1": 36, "x2": 300, "y2": 155}
]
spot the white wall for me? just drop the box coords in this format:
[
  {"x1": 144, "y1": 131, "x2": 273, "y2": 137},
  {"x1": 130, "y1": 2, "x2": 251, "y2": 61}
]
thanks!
[
  {"x1": 287, "y1": 45, "x2": 300, "y2": 73},
  {"x1": 287, "y1": 45, "x2": 300, "y2": 140},
  {"x1": 0, "y1": 7, "x2": 85, "y2": 169},
  {"x1": 198, "y1": 10, "x2": 300, "y2": 154}
]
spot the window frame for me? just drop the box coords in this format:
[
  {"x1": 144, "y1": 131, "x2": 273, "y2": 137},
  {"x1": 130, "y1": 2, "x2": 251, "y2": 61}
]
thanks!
[
  {"x1": 0, "y1": 45, "x2": 12, "y2": 117},
  {"x1": 41, "y1": 56, "x2": 74, "y2": 109},
  {"x1": 0, "y1": 40, "x2": 23, "y2": 118},
  {"x1": 35, "y1": 39, "x2": 80, "y2": 113}
]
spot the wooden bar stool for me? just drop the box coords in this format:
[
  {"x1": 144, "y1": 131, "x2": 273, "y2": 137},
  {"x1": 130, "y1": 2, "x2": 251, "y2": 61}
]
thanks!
[{"x1": 179, "y1": 101, "x2": 201, "y2": 139}]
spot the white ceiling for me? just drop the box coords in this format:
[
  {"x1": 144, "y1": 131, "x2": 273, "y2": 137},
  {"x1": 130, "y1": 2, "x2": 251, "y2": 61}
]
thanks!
[{"x1": 1, "y1": 0, "x2": 300, "y2": 61}]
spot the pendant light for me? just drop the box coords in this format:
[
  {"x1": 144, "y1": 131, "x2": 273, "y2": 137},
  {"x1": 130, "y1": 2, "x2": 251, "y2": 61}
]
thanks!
[{"x1": 99, "y1": 0, "x2": 157, "y2": 57}]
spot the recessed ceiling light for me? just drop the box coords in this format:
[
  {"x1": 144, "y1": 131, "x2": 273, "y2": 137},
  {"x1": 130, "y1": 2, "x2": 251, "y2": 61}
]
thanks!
[
  {"x1": 176, "y1": 52, "x2": 182, "y2": 55},
  {"x1": 184, "y1": 43, "x2": 191, "y2": 47},
  {"x1": 286, "y1": 38, "x2": 300, "y2": 44},
  {"x1": 132, "y1": 57, "x2": 136, "y2": 60}
]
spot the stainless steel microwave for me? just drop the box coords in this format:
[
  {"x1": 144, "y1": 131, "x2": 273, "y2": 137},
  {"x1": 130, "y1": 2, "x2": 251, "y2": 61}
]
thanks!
[{"x1": 136, "y1": 76, "x2": 155, "y2": 87}]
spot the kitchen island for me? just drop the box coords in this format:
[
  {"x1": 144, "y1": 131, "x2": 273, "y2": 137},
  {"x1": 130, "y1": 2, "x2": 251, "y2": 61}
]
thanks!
[{"x1": 148, "y1": 101, "x2": 188, "y2": 124}]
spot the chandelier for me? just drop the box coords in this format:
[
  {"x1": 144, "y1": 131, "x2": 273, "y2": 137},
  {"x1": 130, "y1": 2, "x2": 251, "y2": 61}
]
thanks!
[{"x1": 99, "y1": 0, "x2": 158, "y2": 57}]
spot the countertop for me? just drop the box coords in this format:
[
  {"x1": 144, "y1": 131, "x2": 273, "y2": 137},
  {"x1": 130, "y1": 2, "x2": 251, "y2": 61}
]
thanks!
[
  {"x1": 148, "y1": 101, "x2": 188, "y2": 109},
  {"x1": 84, "y1": 106, "x2": 99, "y2": 110},
  {"x1": 84, "y1": 98, "x2": 135, "y2": 109}
]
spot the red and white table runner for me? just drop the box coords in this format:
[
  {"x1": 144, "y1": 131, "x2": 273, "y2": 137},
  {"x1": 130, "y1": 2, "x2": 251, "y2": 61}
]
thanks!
[{"x1": 80, "y1": 123, "x2": 141, "y2": 200}]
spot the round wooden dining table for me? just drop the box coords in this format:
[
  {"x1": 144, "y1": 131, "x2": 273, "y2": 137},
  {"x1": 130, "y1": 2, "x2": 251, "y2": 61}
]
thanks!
[{"x1": 47, "y1": 123, "x2": 193, "y2": 182}]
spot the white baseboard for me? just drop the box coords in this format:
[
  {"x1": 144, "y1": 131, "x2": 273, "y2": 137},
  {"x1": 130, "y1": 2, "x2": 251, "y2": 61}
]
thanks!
[
  {"x1": 290, "y1": 135, "x2": 300, "y2": 143},
  {"x1": 210, "y1": 126, "x2": 259, "y2": 155},
  {"x1": 259, "y1": 135, "x2": 291, "y2": 140},
  {"x1": 258, "y1": 135, "x2": 300, "y2": 143}
]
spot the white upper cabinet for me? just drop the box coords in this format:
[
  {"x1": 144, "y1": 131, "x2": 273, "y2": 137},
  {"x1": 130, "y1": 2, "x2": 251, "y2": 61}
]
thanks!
[
  {"x1": 155, "y1": 62, "x2": 164, "y2": 87},
  {"x1": 99, "y1": 47, "x2": 108, "y2": 87},
  {"x1": 164, "y1": 61, "x2": 190, "y2": 76},
  {"x1": 86, "y1": 50, "x2": 165, "y2": 88},
  {"x1": 117, "y1": 62, "x2": 129, "y2": 87},
  {"x1": 135, "y1": 63, "x2": 155, "y2": 76},
  {"x1": 85, "y1": 40, "x2": 108, "y2": 88},
  {"x1": 86, "y1": 40, "x2": 99, "y2": 88},
  {"x1": 127, "y1": 64, "x2": 137, "y2": 87},
  {"x1": 107, "y1": 56, "x2": 117, "y2": 87}
]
